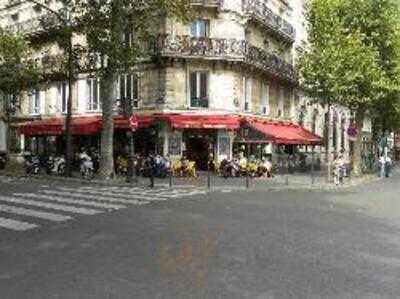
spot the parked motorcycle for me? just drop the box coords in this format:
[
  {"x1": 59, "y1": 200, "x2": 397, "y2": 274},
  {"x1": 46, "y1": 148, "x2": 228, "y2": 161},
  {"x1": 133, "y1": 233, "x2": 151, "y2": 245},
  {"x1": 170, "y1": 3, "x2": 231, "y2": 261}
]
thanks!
[
  {"x1": 46, "y1": 155, "x2": 66, "y2": 175},
  {"x1": 24, "y1": 153, "x2": 41, "y2": 174}
]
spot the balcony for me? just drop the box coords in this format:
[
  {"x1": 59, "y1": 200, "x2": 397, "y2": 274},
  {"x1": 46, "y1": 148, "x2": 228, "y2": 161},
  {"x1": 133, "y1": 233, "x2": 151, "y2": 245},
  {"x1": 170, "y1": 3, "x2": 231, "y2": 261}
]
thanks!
[
  {"x1": 244, "y1": 0, "x2": 296, "y2": 43},
  {"x1": 190, "y1": 0, "x2": 223, "y2": 8},
  {"x1": 156, "y1": 35, "x2": 297, "y2": 84},
  {"x1": 6, "y1": 13, "x2": 63, "y2": 36}
]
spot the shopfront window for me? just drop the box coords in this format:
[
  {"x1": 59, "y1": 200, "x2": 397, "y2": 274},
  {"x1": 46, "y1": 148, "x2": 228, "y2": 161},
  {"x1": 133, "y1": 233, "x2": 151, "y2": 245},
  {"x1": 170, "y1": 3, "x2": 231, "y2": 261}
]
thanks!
[
  {"x1": 168, "y1": 136, "x2": 182, "y2": 156},
  {"x1": 28, "y1": 89, "x2": 41, "y2": 115},
  {"x1": 87, "y1": 78, "x2": 100, "y2": 111},
  {"x1": 190, "y1": 71, "x2": 208, "y2": 108}
]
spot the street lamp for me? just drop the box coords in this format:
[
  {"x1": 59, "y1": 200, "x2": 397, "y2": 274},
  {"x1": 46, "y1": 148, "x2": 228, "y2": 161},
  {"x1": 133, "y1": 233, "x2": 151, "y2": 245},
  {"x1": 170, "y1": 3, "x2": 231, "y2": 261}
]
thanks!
[{"x1": 26, "y1": 0, "x2": 74, "y2": 177}]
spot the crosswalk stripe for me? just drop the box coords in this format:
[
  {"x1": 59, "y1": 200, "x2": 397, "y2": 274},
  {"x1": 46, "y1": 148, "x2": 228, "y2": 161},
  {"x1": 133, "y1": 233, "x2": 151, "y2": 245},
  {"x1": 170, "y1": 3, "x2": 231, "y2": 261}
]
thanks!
[
  {"x1": 41, "y1": 190, "x2": 150, "y2": 205},
  {"x1": 0, "y1": 196, "x2": 101, "y2": 215},
  {"x1": 54, "y1": 188, "x2": 169, "y2": 201},
  {"x1": 73, "y1": 186, "x2": 207, "y2": 199},
  {"x1": 0, "y1": 216, "x2": 38, "y2": 231},
  {"x1": 0, "y1": 204, "x2": 71, "y2": 222},
  {"x1": 14, "y1": 193, "x2": 126, "y2": 210}
]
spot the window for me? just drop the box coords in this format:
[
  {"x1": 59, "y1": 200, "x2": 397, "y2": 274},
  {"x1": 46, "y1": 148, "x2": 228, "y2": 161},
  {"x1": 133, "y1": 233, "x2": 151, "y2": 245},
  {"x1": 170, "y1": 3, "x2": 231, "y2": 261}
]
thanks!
[
  {"x1": 278, "y1": 88, "x2": 284, "y2": 117},
  {"x1": 244, "y1": 77, "x2": 252, "y2": 112},
  {"x1": 28, "y1": 89, "x2": 40, "y2": 115},
  {"x1": 123, "y1": 30, "x2": 133, "y2": 47},
  {"x1": 189, "y1": 20, "x2": 209, "y2": 38},
  {"x1": 86, "y1": 78, "x2": 100, "y2": 111},
  {"x1": 341, "y1": 115, "x2": 346, "y2": 150},
  {"x1": 58, "y1": 82, "x2": 68, "y2": 113},
  {"x1": 261, "y1": 83, "x2": 269, "y2": 115},
  {"x1": 119, "y1": 74, "x2": 139, "y2": 109},
  {"x1": 190, "y1": 71, "x2": 208, "y2": 108}
]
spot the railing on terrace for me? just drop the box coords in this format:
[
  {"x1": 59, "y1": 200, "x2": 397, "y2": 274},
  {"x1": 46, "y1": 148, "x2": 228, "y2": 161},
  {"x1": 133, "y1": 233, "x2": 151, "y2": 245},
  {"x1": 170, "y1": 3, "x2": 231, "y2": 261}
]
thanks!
[
  {"x1": 190, "y1": 0, "x2": 223, "y2": 7},
  {"x1": 244, "y1": 0, "x2": 296, "y2": 43},
  {"x1": 156, "y1": 35, "x2": 297, "y2": 83}
]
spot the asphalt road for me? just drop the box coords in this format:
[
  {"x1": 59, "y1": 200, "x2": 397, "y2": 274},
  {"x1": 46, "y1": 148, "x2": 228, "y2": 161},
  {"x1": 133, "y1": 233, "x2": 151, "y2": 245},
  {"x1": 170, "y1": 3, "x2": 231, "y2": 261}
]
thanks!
[{"x1": 0, "y1": 175, "x2": 400, "y2": 299}]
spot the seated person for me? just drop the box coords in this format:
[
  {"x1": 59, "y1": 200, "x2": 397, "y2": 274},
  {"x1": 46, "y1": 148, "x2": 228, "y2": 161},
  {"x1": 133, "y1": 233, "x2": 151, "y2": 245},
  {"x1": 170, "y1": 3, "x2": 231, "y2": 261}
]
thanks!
[{"x1": 180, "y1": 156, "x2": 190, "y2": 176}]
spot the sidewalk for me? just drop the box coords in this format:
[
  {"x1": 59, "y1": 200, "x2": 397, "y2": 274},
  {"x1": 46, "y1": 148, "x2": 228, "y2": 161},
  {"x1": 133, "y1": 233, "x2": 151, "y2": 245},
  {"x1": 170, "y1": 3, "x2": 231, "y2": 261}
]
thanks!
[{"x1": 0, "y1": 162, "x2": 382, "y2": 192}]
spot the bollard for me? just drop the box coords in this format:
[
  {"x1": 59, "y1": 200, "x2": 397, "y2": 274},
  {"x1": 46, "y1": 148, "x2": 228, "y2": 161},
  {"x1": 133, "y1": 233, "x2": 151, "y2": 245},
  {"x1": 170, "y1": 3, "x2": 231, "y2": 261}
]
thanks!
[
  {"x1": 311, "y1": 147, "x2": 315, "y2": 185},
  {"x1": 207, "y1": 168, "x2": 211, "y2": 189},
  {"x1": 246, "y1": 168, "x2": 250, "y2": 189}
]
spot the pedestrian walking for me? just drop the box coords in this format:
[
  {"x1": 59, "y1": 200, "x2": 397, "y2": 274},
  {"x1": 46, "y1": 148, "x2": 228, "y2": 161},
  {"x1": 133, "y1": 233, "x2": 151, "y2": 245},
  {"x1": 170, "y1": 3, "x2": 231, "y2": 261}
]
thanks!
[
  {"x1": 146, "y1": 153, "x2": 156, "y2": 188},
  {"x1": 333, "y1": 154, "x2": 344, "y2": 186},
  {"x1": 378, "y1": 154, "x2": 392, "y2": 178}
]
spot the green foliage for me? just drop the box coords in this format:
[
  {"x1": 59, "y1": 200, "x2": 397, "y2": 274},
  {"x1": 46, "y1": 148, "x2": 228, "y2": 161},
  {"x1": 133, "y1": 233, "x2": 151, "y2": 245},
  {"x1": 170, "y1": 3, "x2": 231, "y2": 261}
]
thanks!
[
  {"x1": 75, "y1": 0, "x2": 192, "y2": 73},
  {"x1": 0, "y1": 28, "x2": 40, "y2": 97},
  {"x1": 298, "y1": 0, "x2": 400, "y2": 120}
]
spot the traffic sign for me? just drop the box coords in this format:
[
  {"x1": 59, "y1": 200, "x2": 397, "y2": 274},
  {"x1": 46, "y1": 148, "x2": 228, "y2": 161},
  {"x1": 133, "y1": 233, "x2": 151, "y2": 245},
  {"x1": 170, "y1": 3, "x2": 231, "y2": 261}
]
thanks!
[{"x1": 129, "y1": 115, "x2": 138, "y2": 131}]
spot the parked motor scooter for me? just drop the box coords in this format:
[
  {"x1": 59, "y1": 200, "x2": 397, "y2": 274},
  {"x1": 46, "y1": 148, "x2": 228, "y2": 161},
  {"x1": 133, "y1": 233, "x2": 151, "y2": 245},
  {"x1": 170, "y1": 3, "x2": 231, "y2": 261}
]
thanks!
[
  {"x1": 221, "y1": 159, "x2": 240, "y2": 178},
  {"x1": 24, "y1": 153, "x2": 41, "y2": 174},
  {"x1": 79, "y1": 152, "x2": 94, "y2": 179},
  {"x1": 46, "y1": 155, "x2": 66, "y2": 175}
]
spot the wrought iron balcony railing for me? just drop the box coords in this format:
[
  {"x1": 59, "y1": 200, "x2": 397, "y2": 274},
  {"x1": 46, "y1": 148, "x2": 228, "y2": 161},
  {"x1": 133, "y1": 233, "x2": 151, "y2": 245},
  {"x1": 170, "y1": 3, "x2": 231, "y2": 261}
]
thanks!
[
  {"x1": 5, "y1": 12, "x2": 63, "y2": 36},
  {"x1": 190, "y1": 0, "x2": 223, "y2": 8},
  {"x1": 156, "y1": 35, "x2": 297, "y2": 83},
  {"x1": 244, "y1": 0, "x2": 296, "y2": 43}
]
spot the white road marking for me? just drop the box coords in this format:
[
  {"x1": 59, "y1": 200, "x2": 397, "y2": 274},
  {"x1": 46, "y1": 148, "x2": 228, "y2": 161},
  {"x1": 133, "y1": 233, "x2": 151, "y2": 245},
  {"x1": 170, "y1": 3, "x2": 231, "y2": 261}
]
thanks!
[
  {"x1": 14, "y1": 193, "x2": 126, "y2": 210},
  {"x1": 0, "y1": 196, "x2": 101, "y2": 215},
  {"x1": 55, "y1": 188, "x2": 169, "y2": 201},
  {"x1": 41, "y1": 190, "x2": 150, "y2": 205},
  {"x1": 0, "y1": 204, "x2": 71, "y2": 222},
  {"x1": 0, "y1": 217, "x2": 38, "y2": 231}
]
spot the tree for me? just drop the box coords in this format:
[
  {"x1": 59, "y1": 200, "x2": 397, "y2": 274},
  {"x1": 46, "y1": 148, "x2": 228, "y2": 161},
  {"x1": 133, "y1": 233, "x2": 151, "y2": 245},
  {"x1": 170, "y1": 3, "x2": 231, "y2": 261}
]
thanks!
[
  {"x1": 76, "y1": 0, "x2": 192, "y2": 180},
  {"x1": 0, "y1": 28, "x2": 40, "y2": 102},
  {"x1": 298, "y1": 0, "x2": 400, "y2": 175}
]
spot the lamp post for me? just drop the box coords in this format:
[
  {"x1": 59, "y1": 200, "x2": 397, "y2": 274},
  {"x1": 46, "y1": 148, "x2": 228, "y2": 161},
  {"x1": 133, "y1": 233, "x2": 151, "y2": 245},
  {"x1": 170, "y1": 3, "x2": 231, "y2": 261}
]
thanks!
[{"x1": 27, "y1": 0, "x2": 74, "y2": 177}]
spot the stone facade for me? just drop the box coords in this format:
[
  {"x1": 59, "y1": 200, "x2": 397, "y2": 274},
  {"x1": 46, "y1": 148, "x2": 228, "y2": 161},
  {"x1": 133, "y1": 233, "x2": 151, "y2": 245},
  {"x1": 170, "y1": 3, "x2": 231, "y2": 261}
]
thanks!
[{"x1": 0, "y1": 0, "x2": 311, "y2": 164}]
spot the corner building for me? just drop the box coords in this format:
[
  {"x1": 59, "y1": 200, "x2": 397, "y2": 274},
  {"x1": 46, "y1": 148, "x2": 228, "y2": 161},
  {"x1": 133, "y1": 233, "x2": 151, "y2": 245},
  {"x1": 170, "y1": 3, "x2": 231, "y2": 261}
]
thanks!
[{"x1": 1, "y1": 0, "x2": 322, "y2": 169}]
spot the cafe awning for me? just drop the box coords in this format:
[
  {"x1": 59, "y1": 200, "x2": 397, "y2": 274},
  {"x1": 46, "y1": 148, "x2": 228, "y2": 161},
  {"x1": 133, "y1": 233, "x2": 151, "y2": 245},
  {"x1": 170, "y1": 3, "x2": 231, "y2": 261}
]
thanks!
[
  {"x1": 19, "y1": 117, "x2": 100, "y2": 136},
  {"x1": 245, "y1": 118, "x2": 322, "y2": 145},
  {"x1": 159, "y1": 114, "x2": 241, "y2": 129}
]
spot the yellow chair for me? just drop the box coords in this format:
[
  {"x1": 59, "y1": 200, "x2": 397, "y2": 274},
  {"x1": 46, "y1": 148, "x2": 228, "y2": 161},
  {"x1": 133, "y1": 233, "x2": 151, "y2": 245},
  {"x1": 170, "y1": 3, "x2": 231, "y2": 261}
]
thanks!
[
  {"x1": 171, "y1": 160, "x2": 182, "y2": 177},
  {"x1": 187, "y1": 161, "x2": 196, "y2": 177}
]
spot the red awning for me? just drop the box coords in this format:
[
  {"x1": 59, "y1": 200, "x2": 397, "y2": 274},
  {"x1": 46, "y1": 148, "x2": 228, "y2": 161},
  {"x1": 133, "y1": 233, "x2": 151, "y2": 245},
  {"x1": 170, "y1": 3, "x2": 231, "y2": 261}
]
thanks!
[
  {"x1": 158, "y1": 114, "x2": 241, "y2": 129},
  {"x1": 246, "y1": 118, "x2": 322, "y2": 145},
  {"x1": 19, "y1": 117, "x2": 100, "y2": 136},
  {"x1": 19, "y1": 115, "x2": 155, "y2": 136}
]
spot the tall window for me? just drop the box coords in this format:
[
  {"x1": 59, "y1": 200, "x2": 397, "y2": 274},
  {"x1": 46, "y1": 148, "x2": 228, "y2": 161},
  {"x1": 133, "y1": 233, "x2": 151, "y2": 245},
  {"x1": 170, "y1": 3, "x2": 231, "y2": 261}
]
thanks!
[
  {"x1": 190, "y1": 71, "x2": 208, "y2": 108},
  {"x1": 28, "y1": 89, "x2": 40, "y2": 115},
  {"x1": 278, "y1": 88, "x2": 284, "y2": 117},
  {"x1": 189, "y1": 19, "x2": 209, "y2": 38},
  {"x1": 119, "y1": 74, "x2": 139, "y2": 108},
  {"x1": 86, "y1": 78, "x2": 100, "y2": 111},
  {"x1": 58, "y1": 82, "x2": 68, "y2": 113},
  {"x1": 261, "y1": 83, "x2": 269, "y2": 115},
  {"x1": 244, "y1": 77, "x2": 252, "y2": 112}
]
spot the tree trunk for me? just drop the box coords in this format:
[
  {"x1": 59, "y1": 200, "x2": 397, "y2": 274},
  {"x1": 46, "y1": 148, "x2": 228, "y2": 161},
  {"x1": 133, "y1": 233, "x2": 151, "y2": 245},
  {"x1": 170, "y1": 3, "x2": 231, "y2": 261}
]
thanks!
[
  {"x1": 352, "y1": 108, "x2": 365, "y2": 176},
  {"x1": 99, "y1": 70, "x2": 117, "y2": 180}
]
